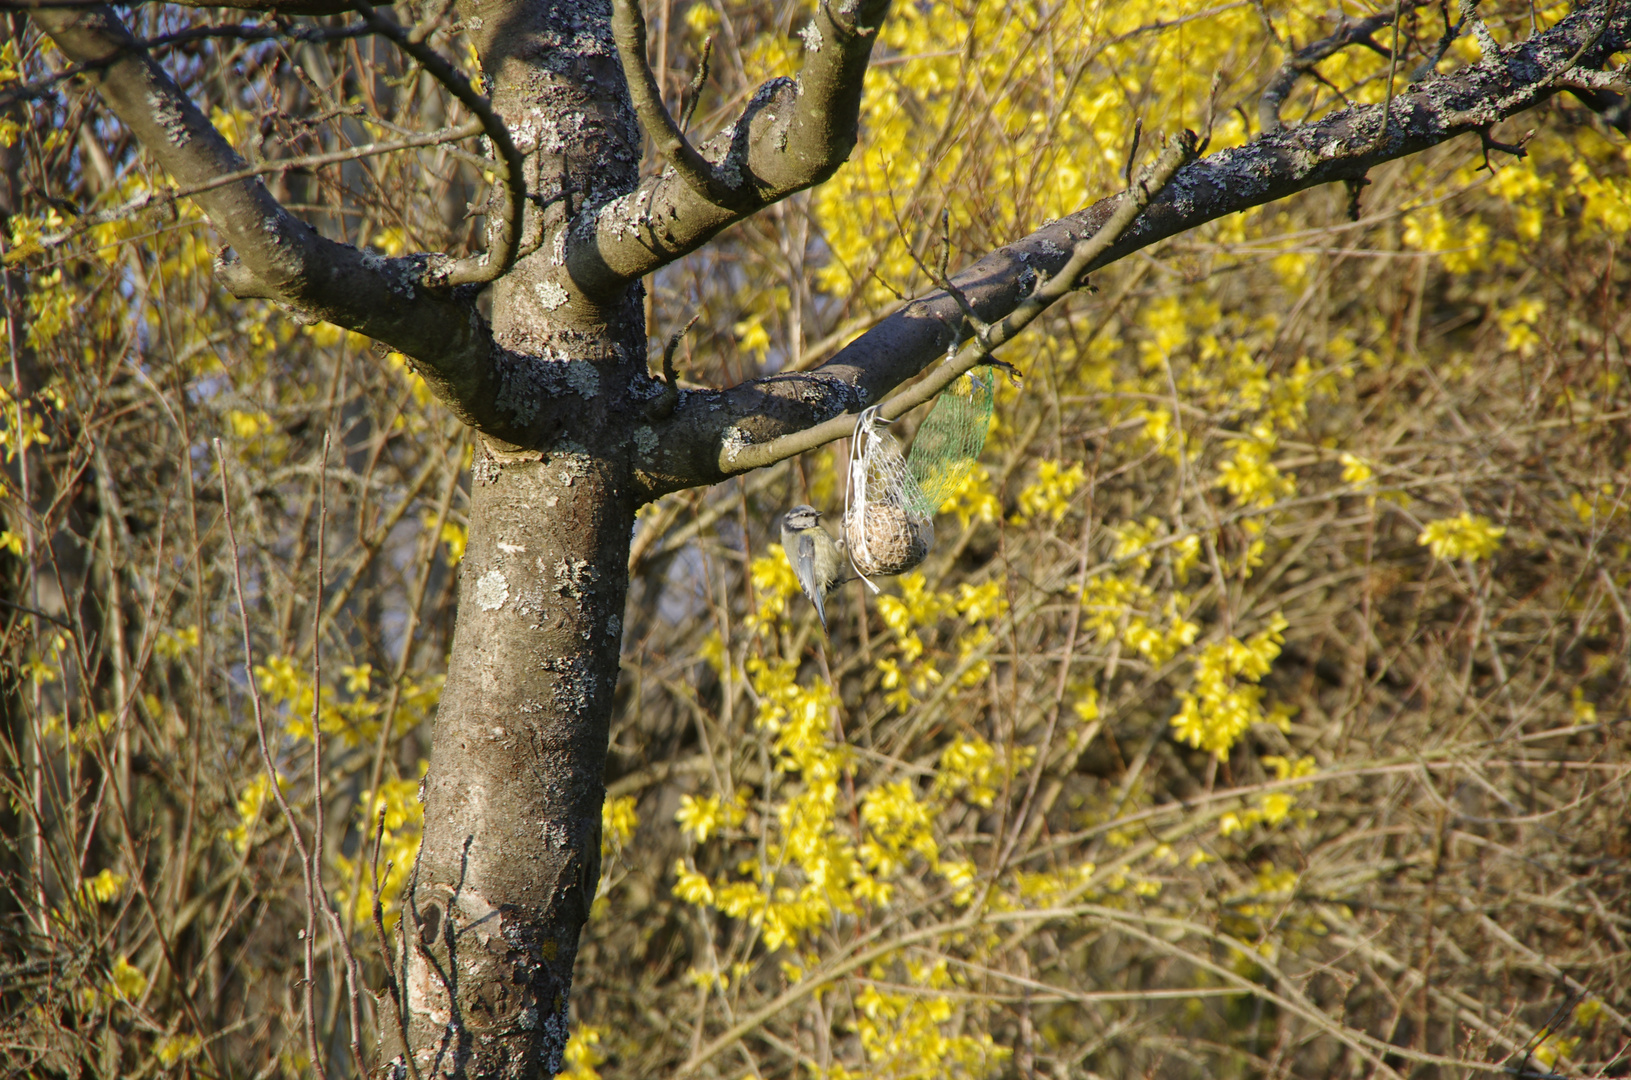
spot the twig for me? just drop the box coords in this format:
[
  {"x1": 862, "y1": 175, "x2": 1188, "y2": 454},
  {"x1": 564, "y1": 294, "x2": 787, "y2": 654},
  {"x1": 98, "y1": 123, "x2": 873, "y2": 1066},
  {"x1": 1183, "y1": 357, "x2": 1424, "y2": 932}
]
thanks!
[
  {"x1": 1458, "y1": 0, "x2": 1502, "y2": 62},
  {"x1": 372, "y1": 811, "x2": 421, "y2": 1080},
  {"x1": 214, "y1": 439, "x2": 331, "y2": 1080},
  {"x1": 1473, "y1": 125, "x2": 1532, "y2": 169},
  {"x1": 309, "y1": 433, "x2": 367, "y2": 1078},
  {"x1": 890, "y1": 203, "x2": 989, "y2": 345},
  {"x1": 1375, "y1": 0, "x2": 1406, "y2": 151},
  {"x1": 0, "y1": 21, "x2": 368, "y2": 111},
  {"x1": 611, "y1": 0, "x2": 745, "y2": 207},
  {"x1": 1122, "y1": 118, "x2": 1143, "y2": 186},
  {"x1": 1410, "y1": 1, "x2": 1466, "y2": 81},
  {"x1": 1533, "y1": 0, "x2": 1621, "y2": 92},
  {"x1": 1261, "y1": 1, "x2": 1426, "y2": 134},
  {"x1": 352, "y1": 2, "x2": 526, "y2": 286},
  {"x1": 30, "y1": 120, "x2": 485, "y2": 255},
  {"x1": 1198, "y1": 71, "x2": 1223, "y2": 154},
  {"x1": 0, "y1": 595, "x2": 74, "y2": 629},
  {"x1": 371, "y1": 814, "x2": 400, "y2": 1005},
  {"x1": 645, "y1": 313, "x2": 702, "y2": 421},
  {"x1": 679, "y1": 35, "x2": 713, "y2": 133},
  {"x1": 1344, "y1": 175, "x2": 1371, "y2": 220}
]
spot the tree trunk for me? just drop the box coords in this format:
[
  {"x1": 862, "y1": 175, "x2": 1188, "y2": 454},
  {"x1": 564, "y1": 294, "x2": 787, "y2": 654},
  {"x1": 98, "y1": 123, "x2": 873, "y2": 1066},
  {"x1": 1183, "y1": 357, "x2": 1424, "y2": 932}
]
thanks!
[
  {"x1": 379, "y1": 450, "x2": 636, "y2": 1078},
  {"x1": 374, "y1": 10, "x2": 650, "y2": 1071}
]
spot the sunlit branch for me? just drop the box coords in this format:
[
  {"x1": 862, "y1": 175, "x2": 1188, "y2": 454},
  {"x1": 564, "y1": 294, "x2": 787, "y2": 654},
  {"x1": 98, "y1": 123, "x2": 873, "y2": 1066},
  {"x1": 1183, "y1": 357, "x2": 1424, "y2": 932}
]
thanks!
[
  {"x1": 573, "y1": 0, "x2": 892, "y2": 296},
  {"x1": 610, "y1": 0, "x2": 745, "y2": 208},
  {"x1": 728, "y1": 133, "x2": 1197, "y2": 473}
]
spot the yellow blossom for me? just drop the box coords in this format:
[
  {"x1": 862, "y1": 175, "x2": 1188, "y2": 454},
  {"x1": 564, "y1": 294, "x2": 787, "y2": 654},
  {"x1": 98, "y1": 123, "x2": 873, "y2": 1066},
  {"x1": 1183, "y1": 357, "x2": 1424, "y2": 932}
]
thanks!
[
  {"x1": 1013, "y1": 459, "x2": 1086, "y2": 523},
  {"x1": 1418, "y1": 512, "x2": 1505, "y2": 561}
]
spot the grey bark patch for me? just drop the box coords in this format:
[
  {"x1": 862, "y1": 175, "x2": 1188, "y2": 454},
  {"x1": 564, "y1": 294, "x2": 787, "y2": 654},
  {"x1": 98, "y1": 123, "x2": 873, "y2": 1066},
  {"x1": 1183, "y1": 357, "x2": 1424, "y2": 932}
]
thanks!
[
  {"x1": 475, "y1": 570, "x2": 510, "y2": 610},
  {"x1": 148, "y1": 91, "x2": 192, "y2": 147},
  {"x1": 721, "y1": 424, "x2": 752, "y2": 462}
]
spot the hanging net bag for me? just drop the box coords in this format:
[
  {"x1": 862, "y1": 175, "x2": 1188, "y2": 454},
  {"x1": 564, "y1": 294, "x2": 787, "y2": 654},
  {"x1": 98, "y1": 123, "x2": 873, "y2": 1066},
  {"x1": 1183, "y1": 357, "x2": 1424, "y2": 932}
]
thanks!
[{"x1": 844, "y1": 368, "x2": 996, "y2": 588}]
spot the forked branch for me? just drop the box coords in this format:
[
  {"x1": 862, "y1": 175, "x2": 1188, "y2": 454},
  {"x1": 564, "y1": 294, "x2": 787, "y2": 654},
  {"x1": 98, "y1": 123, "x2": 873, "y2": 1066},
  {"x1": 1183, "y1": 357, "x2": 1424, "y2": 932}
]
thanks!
[
  {"x1": 25, "y1": 1, "x2": 515, "y2": 437},
  {"x1": 572, "y1": 0, "x2": 891, "y2": 295},
  {"x1": 352, "y1": 2, "x2": 526, "y2": 287}
]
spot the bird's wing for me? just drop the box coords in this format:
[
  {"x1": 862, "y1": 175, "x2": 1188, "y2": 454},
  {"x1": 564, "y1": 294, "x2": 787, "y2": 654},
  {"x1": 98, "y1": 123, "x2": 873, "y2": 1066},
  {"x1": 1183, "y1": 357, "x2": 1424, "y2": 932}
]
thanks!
[
  {"x1": 792, "y1": 533, "x2": 828, "y2": 629},
  {"x1": 790, "y1": 533, "x2": 815, "y2": 596}
]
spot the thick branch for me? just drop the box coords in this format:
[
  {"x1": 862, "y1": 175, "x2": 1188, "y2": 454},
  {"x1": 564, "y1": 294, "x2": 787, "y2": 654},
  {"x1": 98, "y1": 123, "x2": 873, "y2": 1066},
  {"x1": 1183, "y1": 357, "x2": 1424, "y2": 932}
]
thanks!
[
  {"x1": 631, "y1": 0, "x2": 1631, "y2": 500},
  {"x1": 1569, "y1": 86, "x2": 1631, "y2": 131},
  {"x1": 155, "y1": 0, "x2": 383, "y2": 13},
  {"x1": 1259, "y1": 1, "x2": 1430, "y2": 133},
  {"x1": 731, "y1": 134, "x2": 1197, "y2": 471},
  {"x1": 570, "y1": 0, "x2": 891, "y2": 296}
]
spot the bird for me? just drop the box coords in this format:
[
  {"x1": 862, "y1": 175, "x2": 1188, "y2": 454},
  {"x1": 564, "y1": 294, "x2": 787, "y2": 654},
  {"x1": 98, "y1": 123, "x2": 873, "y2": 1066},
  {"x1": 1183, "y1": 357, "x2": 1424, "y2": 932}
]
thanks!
[{"x1": 780, "y1": 504, "x2": 847, "y2": 632}]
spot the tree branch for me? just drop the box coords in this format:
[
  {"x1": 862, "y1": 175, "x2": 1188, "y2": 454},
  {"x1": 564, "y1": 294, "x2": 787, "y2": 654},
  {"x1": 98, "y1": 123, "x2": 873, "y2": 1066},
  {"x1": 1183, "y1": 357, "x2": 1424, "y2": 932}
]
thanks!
[
  {"x1": 35, "y1": 120, "x2": 485, "y2": 254},
  {"x1": 351, "y1": 1, "x2": 527, "y2": 287},
  {"x1": 611, "y1": 0, "x2": 745, "y2": 208},
  {"x1": 20, "y1": 2, "x2": 563, "y2": 441},
  {"x1": 569, "y1": 0, "x2": 891, "y2": 297},
  {"x1": 631, "y1": 0, "x2": 1631, "y2": 499},
  {"x1": 728, "y1": 133, "x2": 1197, "y2": 472},
  {"x1": 0, "y1": 0, "x2": 383, "y2": 11}
]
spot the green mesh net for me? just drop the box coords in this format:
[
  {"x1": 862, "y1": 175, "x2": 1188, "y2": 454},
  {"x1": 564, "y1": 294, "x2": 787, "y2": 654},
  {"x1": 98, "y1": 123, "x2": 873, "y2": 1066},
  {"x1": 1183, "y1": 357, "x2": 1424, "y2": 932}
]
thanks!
[{"x1": 905, "y1": 367, "x2": 996, "y2": 516}]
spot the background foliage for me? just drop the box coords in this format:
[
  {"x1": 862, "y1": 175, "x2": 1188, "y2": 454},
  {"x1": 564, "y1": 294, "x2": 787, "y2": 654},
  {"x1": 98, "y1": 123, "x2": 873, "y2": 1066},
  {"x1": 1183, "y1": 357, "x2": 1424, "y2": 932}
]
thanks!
[{"x1": 2, "y1": 1, "x2": 1628, "y2": 1077}]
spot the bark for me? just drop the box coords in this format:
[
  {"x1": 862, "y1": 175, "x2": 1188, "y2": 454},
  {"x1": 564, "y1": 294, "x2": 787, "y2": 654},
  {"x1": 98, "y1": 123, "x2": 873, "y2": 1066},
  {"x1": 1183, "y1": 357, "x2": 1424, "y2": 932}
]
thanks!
[
  {"x1": 377, "y1": 451, "x2": 636, "y2": 1077},
  {"x1": 22, "y1": 0, "x2": 1631, "y2": 1075}
]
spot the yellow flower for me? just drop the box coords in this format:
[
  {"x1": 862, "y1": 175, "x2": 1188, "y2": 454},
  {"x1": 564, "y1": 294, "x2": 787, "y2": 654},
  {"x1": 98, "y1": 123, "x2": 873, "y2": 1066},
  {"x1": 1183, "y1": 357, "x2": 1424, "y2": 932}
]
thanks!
[
  {"x1": 1417, "y1": 512, "x2": 1505, "y2": 561},
  {"x1": 602, "y1": 795, "x2": 639, "y2": 856},
  {"x1": 559, "y1": 1025, "x2": 606, "y2": 1080},
  {"x1": 1339, "y1": 452, "x2": 1373, "y2": 488},
  {"x1": 671, "y1": 861, "x2": 715, "y2": 906},
  {"x1": 78, "y1": 868, "x2": 126, "y2": 905},
  {"x1": 156, "y1": 1034, "x2": 204, "y2": 1065},
  {"x1": 1013, "y1": 459, "x2": 1086, "y2": 524},
  {"x1": 1170, "y1": 615, "x2": 1289, "y2": 758},
  {"x1": 675, "y1": 791, "x2": 743, "y2": 842}
]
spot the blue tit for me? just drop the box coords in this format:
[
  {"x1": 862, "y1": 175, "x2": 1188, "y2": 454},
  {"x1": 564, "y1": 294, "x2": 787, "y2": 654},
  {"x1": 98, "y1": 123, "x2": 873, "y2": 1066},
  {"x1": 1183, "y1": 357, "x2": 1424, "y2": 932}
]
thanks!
[{"x1": 781, "y1": 504, "x2": 847, "y2": 632}]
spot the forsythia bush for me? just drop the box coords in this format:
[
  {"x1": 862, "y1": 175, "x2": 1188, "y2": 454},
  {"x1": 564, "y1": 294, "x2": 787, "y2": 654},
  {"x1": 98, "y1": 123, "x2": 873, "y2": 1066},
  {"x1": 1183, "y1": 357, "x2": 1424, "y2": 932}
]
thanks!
[{"x1": 2, "y1": 0, "x2": 1626, "y2": 1078}]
